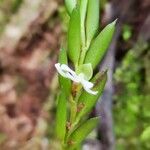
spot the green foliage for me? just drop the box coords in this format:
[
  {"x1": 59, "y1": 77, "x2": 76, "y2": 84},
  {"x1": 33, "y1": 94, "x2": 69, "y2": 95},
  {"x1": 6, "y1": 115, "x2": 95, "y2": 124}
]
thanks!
[
  {"x1": 11, "y1": 0, "x2": 23, "y2": 13},
  {"x1": 58, "y1": 49, "x2": 71, "y2": 97},
  {"x1": 77, "y1": 71, "x2": 107, "y2": 121},
  {"x1": 80, "y1": 0, "x2": 88, "y2": 47},
  {"x1": 114, "y1": 45, "x2": 150, "y2": 150},
  {"x1": 141, "y1": 126, "x2": 150, "y2": 142},
  {"x1": 122, "y1": 24, "x2": 132, "y2": 41},
  {"x1": 65, "y1": 0, "x2": 76, "y2": 15},
  {"x1": 84, "y1": 20, "x2": 116, "y2": 69},
  {"x1": 86, "y1": 0, "x2": 100, "y2": 46},
  {"x1": 55, "y1": 0, "x2": 116, "y2": 149},
  {"x1": 68, "y1": 117, "x2": 99, "y2": 149},
  {"x1": 68, "y1": 6, "x2": 81, "y2": 66},
  {"x1": 55, "y1": 92, "x2": 67, "y2": 141}
]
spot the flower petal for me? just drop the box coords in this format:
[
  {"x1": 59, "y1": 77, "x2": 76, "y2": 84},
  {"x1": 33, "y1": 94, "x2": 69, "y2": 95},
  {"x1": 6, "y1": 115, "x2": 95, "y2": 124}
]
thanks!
[
  {"x1": 65, "y1": 72, "x2": 78, "y2": 82},
  {"x1": 55, "y1": 63, "x2": 68, "y2": 78},
  {"x1": 55, "y1": 63, "x2": 80, "y2": 83},
  {"x1": 61, "y1": 64, "x2": 76, "y2": 76},
  {"x1": 84, "y1": 87, "x2": 98, "y2": 95},
  {"x1": 81, "y1": 79, "x2": 93, "y2": 89},
  {"x1": 61, "y1": 64, "x2": 80, "y2": 83},
  {"x1": 79, "y1": 74, "x2": 93, "y2": 89},
  {"x1": 55, "y1": 63, "x2": 98, "y2": 95}
]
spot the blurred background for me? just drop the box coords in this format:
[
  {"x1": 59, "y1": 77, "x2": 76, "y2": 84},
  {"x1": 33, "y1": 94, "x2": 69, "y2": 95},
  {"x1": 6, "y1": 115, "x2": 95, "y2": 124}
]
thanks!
[{"x1": 0, "y1": 0, "x2": 149, "y2": 149}]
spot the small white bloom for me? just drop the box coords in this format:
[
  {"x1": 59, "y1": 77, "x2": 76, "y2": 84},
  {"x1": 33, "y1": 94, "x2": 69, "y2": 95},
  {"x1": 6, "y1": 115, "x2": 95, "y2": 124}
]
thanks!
[{"x1": 55, "y1": 63, "x2": 98, "y2": 95}]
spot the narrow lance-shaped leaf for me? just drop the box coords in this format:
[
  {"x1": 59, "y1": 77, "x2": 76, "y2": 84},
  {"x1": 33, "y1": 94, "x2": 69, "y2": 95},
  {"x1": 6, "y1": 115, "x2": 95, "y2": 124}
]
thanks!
[
  {"x1": 58, "y1": 49, "x2": 71, "y2": 97},
  {"x1": 68, "y1": 6, "x2": 81, "y2": 66},
  {"x1": 85, "y1": 20, "x2": 116, "y2": 69},
  {"x1": 86, "y1": 0, "x2": 100, "y2": 47},
  {"x1": 68, "y1": 117, "x2": 99, "y2": 147},
  {"x1": 65, "y1": 0, "x2": 76, "y2": 15},
  {"x1": 55, "y1": 92, "x2": 67, "y2": 141},
  {"x1": 80, "y1": 0, "x2": 88, "y2": 47},
  {"x1": 76, "y1": 71, "x2": 107, "y2": 121}
]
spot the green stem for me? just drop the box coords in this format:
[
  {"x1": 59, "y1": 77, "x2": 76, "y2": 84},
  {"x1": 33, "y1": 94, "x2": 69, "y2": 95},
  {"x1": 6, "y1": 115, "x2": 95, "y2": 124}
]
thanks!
[
  {"x1": 65, "y1": 88, "x2": 81, "y2": 147},
  {"x1": 70, "y1": 96, "x2": 77, "y2": 123},
  {"x1": 74, "y1": 85, "x2": 82, "y2": 103},
  {"x1": 65, "y1": 117, "x2": 80, "y2": 144}
]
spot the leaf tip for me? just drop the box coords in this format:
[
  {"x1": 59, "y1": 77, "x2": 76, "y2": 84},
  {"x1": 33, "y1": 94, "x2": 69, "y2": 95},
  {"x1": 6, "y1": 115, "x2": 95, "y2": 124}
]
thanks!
[{"x1": 112, "y1": 18, "x2": 118, "y2": 25}]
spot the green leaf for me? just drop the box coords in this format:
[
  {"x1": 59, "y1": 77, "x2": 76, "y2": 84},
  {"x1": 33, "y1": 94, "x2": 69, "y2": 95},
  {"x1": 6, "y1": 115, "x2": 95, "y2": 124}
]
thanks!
[
  {"x1": 65, "y1": 0, "x2": 76, "y2": 15},
  {"x1": 77, "y1": 63, "x2": 93, "y2": 80},
  {"x1": 123, "y1": 25, "x2": 132, "y2": 41},
  {"x1": 85, "y1": 20, "x2": 116, "y2": 69},
  {"x1": 80, "y1": 0, "x2": 88, "y2": 46},
  {"x1": 86, "y1": 0, "x2": 100, "y2": 47},
  {"x1": 68, "y1": 6, "x2": 81, "y2": 66},
  {"x1": 68, "y1": 117, "x2": 99, "y2": 146},
  {"x1": 55, "y1": 92, "x2": 67, "y2": 141},
  {"x1": 59, "y1": 48, "x2": 68, "y2": 64},
  {"x1": 77, "y1": 71, "x2": 107, "y2": 121},
  {"x1": 11, "y1": 0, "x2": 23, "y2": 13},
  {"x1": 141, "y1": 126, "x2": 150, "y2": 142},
  {"x1": 58, "y1": 49, "x2": 71, "y2": 97}
]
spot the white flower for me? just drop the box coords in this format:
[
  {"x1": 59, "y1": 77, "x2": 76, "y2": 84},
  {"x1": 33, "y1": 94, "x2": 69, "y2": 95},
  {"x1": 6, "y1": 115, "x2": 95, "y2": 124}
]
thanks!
[{"x1": 55, "y1": 63, "x2": 98, "y2": 95}]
